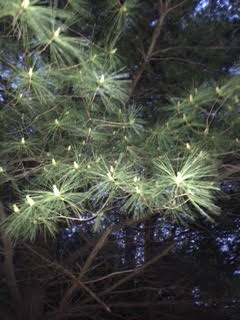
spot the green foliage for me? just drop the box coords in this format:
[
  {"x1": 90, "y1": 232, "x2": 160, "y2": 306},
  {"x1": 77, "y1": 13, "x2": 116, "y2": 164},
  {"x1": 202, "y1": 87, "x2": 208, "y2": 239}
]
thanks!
[
  {"x1": 0, "y1": 0, "x2": 240, "y2": 241},
  {"x1": 0, "y1": 0, "x2": 70, "y2": 45},
  {"x1": 154, "y1": 150, "x2": 220, "y2": 221}
]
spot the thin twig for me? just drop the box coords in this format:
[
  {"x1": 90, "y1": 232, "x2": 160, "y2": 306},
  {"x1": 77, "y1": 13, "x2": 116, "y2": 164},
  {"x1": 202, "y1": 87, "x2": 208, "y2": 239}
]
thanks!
[
  {"x1": 24, "y1": 243, "x2": 111, "y2": 313},
  {"x1": 58, "y1": 227, "x2": 112, "y2": 313},
  {"x1": 97, "y1": 242, "x2": 175, "y2": 297},
  {"x1": 129, "y1": 0, "x2": 187, "y2": 99}
]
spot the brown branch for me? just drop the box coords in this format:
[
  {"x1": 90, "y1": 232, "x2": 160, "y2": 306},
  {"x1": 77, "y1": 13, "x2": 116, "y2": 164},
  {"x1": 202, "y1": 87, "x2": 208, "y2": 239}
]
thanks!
[
  {"x1": 24, "y1": 243, "x2": 111, "y2": 314},
  {"x1": 96, "y1": 242, "x2": 175, "y2": 298},
  {"x1": 58, "y1": 227, "x2": 113, "y2": 314},
  {"x1": 83, "y1": 269, "x2": 135, "y2": 284},
  {"x1": 80, "y1": 227, "x2": 113, "y2": 277},
  {"x1": 129, "y1": 0, "x2": 187, "y2": 99},
  {"x1": 1, "y1": 165, "x2": 44, "y2": 184},
  {"x1": 151, "y1": 56, "x2": 206, "y2": 66},
  {"x1": 166, "y1": 0, "x2": 187, "y2": 13},
  {"x1": 152, "y1": 45, "x2": 240, "y2": 56},
  {"x1": 129, "y1": 0, "x2": 168, "y2": 99}
]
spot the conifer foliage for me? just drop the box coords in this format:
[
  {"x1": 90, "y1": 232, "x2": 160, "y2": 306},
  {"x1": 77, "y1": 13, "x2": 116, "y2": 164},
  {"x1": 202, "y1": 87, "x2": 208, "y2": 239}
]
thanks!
[
  {"x1": 0, "y1": 0, "x2": 239, "y2": 243},
  {"x1": 0, "y1": 1, "x2": 240, "y2": 320}
]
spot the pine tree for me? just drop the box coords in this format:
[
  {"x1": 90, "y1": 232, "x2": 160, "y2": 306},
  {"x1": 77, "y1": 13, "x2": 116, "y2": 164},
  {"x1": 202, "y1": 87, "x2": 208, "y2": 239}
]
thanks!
[
  {"x1": 0, "y1": 0, "x2": 239, "y2": 242},
  {"x1": 0, "y1": 1, "x2": 240, "y2": 319}
]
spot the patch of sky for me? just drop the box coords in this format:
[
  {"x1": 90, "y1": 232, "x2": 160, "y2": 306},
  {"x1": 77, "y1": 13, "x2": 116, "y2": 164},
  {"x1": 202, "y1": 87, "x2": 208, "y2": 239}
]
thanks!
[
  {"x1": 195, "y1": 0, "x2": 209, "y2": 14},
  {"x1": 194, "y1": 0, "x2": 239, "y2": 20},
  {"x1": 118, "y1": 239, "x2": 125, "y2": 248},
  {"x1": 0, "y1": 94, "x2": 4, "y2": 102},
  {"x1": 64, "y1": 225, "x2": 79, "y2": 238},
  {"x1": 121, "y1": 257, "x2": 125, "y2": 264},
  {"x1": 216, "y1": 0, "x2": 230, "y2": 9},
  {"x1": 1, "y1": 69, "x2": 12, "y2": 79},
  {"x1": 161, "y1": 226, "x2": 171, "y2": 238},
  {"x1": 113, "y1": 229, "x2": 125, "y2": 248},
  {"x1": 227, "y1": 235, "x2": 236, "y2": 244},
  {"x1": 216, "y1": 234, "x2": 239, "y2": 253},
  {"x1": 233, "y1": 270, "x2": 240, "y2": 275},
  {"x1": 195, "y1": 0, "x2": 232, "y2": 12},
  {"x1": 192, "y1": 286, "x2": 201, "y2": 298},
  {"x1": 135, "y1": 246, "x2": 144, "y2": 267},
  {"x1": 113, "y1": 72, "x2": 130, "y2": 80},
  {"x1": 175, "y1": 227, "x2": 186, "y2": 236},
  {"x1": 27, "y1": 126, "x2": 36, "y2": 135},
  {"x1": 150, "y1": 19, "x2": 158, "y2": 28},
  {"x1": 133, "y1": 231, "x2": 145, "y2": 267},
  {"x1": 220, "y1": 244, "x2": 229, "y2": 252},
  {"x1": 11, "y1": 83, "x2": 18, "y2": 90},
  {"x1": 229, "y1": 14, "x2": 240, "y2": 21},
  {"x1": 220, "y1": 181, "x2": 239, "y2": 193},
  {"x1": 229, "y1": 65, "x2": 240, "y2": 75}
]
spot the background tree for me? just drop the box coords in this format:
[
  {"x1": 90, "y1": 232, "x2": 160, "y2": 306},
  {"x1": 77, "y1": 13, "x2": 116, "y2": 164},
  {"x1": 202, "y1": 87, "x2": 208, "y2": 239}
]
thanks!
[{"x1": 0, "y1": 0, "x2": 240, "y2": 319}]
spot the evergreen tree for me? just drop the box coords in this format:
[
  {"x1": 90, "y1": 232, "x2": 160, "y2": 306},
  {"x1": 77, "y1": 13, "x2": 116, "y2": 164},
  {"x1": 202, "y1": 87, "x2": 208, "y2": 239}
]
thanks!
[
  {"x1": 0, "y1": 0, "x2": 239, "y2": 242},
  {"x1": 0, "y1": 1, "x2": 240, "y2": 318}
]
